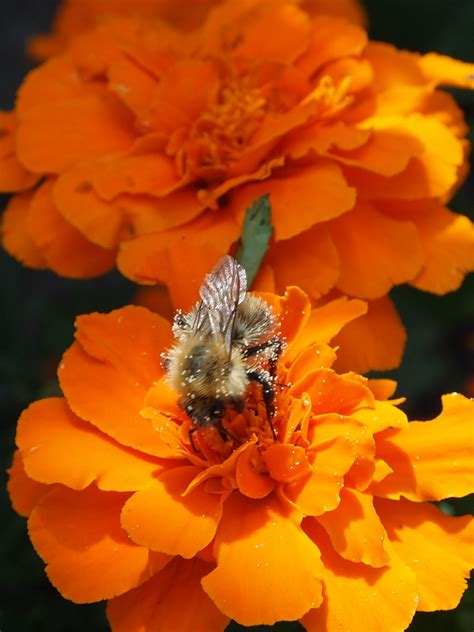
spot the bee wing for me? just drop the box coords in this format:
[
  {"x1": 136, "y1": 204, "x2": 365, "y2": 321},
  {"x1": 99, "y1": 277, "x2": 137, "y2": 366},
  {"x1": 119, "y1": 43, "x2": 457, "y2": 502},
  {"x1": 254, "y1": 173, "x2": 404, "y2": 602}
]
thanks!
[{"x1": 198, "y1": 255, "x2": 247, "y2": 349}]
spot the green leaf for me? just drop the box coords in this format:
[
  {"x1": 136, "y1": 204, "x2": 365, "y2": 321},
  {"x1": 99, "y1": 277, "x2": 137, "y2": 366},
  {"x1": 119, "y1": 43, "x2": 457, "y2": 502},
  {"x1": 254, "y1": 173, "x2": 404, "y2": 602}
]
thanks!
[{"x1": 236, "y1": 194, "x2": 273, "y2": 288}]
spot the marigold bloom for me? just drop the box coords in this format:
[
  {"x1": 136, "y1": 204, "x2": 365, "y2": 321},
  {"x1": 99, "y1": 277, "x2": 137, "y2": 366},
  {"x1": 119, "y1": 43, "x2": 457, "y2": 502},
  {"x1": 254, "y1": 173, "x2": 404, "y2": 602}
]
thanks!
[
  {"x1": 8, "y1": 286, "x2": 474, "y2": 631},
  {"x1": 2, "y1": 0, "x2": 474, "y2": 370}
]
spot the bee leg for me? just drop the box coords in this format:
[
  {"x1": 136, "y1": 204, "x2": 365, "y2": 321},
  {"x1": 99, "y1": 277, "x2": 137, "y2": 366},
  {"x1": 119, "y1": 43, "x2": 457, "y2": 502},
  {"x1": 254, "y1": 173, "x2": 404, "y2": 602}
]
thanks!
[
  {"x1": 215, "y1": 418, "x2": 229, "y2": 442},
  {"x1": 189, "y1": 427, "x2": 201, "y2": 453},
  {"x1": 246, "y1": 370, "x2": 277, "y2": 440},
  {"x1": 243, "y1": 336, "x2": 283, "y2": 363}
]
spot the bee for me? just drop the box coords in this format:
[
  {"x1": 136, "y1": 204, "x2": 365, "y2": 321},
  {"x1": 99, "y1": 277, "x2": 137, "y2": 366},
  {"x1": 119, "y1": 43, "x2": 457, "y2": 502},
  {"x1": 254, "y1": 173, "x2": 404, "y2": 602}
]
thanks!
[{"x1": 163, "y1": 255, "x2": 283, "y2": 443}]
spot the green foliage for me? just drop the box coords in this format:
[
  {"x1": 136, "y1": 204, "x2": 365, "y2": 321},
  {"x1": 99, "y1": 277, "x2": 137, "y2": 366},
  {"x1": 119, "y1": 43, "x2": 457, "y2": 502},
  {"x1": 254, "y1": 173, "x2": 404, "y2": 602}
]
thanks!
[{"x1": 236, "y1": 194, "x2": 273, "y2": 287}]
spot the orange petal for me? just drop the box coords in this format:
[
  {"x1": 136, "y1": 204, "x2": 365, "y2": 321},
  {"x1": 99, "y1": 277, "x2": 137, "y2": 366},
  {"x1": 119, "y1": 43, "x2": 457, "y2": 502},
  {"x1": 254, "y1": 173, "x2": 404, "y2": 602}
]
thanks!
[
  {"x1": 28, "y1": 485, "x2": 169, "y2": 603},
  {"x1": 0, "y1": 155, "x2": 39, "y2": 192},
  {"x1": 2, "y1": 191, "x2": 47, "y2": 269},
  {"x1": 308, "y1": 0, "x2": 367, "y2": 26},
  {"x1": 332, "y1": 296, "x2": 406, "y2": 373},
  {"x1": 286, "y1": 344, "x2": 337, "y2": 386},
  {"x1": 352, "y1": 400, "x2": 408, "y2": 434},
  {"x1": 290, "y1": 368, "x2": 374, "y2": 415},
  {"x1": 27, "y1": 178, "x2": 116, "y2": 277},
  {"x1": 7, "y1": 451, "x2": 49, "y2": 517},
  {"x1": 256, "y1": 287, "x2": 310, "y2": 350},
  {"x1": 58, "y1": 307, "x2": 179, "y2": 458},
  {"x1": 235, "y1": 3, "x2": 310, "y2": 64},
  {"x1": 367, "y1": 378, "x2": 398, "y2": 400},
  {"x1": 54, "y1": 164, "x2": 126, "y2": 249},
  {"x1": 17, "y1": 398, "x2": 162, "y2": 492},
  {"x1": 263, "y1": 444, "x2": 312, "y2": 483},
  {"x1": 268, "y1": 224, "x2": 340, "y2": 300},
  {"x1": 419, "y1": 53, "x2": 474, "y2": 89},
  {"x1": 17, "y1": 92, "x2": 135, "y2": 173},
  {"x1": 111, "y1": 188, "x2": 203, "y2": 236},
  {"x1": 148, "y1": 59, "x2": 219, "y2": 136},
  {"x1": 376, "y1": 498, "x2": 474, "y2": 611},
  {"x1": 302, "y1": 519, "x2": 418, "y2": 632},
  {"x1": 365, "y1": 42, "x2": 426, "y2": 92},
  {"x1": 317, "y1": 488, "x2": 389, "y2": 567},
  {"x1": 281, "y1": 121, "x2": 370, "y2": 160},
  {"x1": 330, "y1": 202, "x2": 423, "y2": 299},
  {"x1": 121, "y1": 466, "x2": 224, "y2": 558},
  {"x1": 297, "y1": 16, "x2": 367, "y2": 78},
  {"x1": 410, "y1": 202, "x2": 474, "y2": 294},
  {"x1": 93, "y1": 153, "x2": 179, "y2": 200},
  {"x1": 372, "y1": 393, "x2": 474, "y2": 501},
  {"x1": 230, "y1": 161, "x2": 356, "y2": 241},
  {"x1": 107, "y1": 55, "x2": 157, "y2": 120},
  {"x1": 107, "y1": 558, "x2": 229, "y2": 632},
  {"x1": 331, "y1": 123, "x2": 424, "y2": 176},
  {"x1": 288, "y1": 296, "x2": 367, "y2": 361},
  {"x1": 0, "y1": 111, "x2": 38, "y2": 190},
  {"x1": 0, "y1": 110, "x2": 17, "y2": 157},
  {"x1": 308, "y1": 413, "x2": 375, "y2": 492},
  {"x1": 278, "y1": 394, "x2": 314, "y2": 444},
  {"x1": 202, "y1": 493, "x2": 324, "y2": 625},
  {"x1": 16, "y1": 56, "x2": 88, "y2": 117},
  {"x1": 286, "y1": 438, "x2": 356, "y2": 516},
  {"x1": 344, "y1": 115, "x2": 464, "y2": 200},
  {"x1": 117, "y1": 211, "x2": 240, "y2": 309},
  {"x1": 235, "y1": 444, "x2": 276, "y2": 499}
]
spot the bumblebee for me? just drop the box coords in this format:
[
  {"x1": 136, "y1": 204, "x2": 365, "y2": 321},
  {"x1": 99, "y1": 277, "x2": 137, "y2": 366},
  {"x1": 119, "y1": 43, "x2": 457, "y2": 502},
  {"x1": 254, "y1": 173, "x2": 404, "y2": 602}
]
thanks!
[{"x1": 163, "y1": 255, "x2": 283, "y2": 441}]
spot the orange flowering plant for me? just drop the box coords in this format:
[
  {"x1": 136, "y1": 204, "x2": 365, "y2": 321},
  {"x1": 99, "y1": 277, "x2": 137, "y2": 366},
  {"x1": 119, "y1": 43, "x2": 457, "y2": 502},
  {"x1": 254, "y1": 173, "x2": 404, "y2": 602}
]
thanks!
[
  {"x1": 8, "y1": 285, "x2": 474, "y2": 631},
  {"x1": 1, "y1": 0, "x2": 474, "y2": 372}
]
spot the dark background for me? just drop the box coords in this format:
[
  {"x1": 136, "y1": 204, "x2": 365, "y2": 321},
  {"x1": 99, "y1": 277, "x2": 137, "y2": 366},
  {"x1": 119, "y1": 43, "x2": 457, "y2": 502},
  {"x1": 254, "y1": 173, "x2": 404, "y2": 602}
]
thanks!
[{"x1": 0, "y1": 1, "x2": 473, "y2": 631}]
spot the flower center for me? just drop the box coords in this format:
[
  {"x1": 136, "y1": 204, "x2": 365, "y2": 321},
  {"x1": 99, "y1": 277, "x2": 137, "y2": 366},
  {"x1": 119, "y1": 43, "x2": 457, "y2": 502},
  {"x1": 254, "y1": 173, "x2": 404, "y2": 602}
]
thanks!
[{"x1": 180, "y1": 74, "x2": 267, "y2": 179}]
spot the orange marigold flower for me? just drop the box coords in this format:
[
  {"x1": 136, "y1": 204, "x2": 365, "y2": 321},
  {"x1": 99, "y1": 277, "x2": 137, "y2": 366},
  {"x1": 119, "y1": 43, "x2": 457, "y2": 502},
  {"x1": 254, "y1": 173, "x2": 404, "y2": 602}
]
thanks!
[
  {"x1": 8, "y1": 284, "x2": 474, "y2": 631},
  {"x1": 2, "y1": 0, "x2": 474, "y2": 370}
]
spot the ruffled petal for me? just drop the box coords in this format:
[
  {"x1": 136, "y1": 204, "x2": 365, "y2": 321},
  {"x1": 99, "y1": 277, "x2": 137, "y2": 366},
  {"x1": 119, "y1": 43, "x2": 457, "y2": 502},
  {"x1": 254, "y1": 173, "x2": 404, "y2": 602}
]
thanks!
[
  {"x1": 286, "y1": 438, "x2": 356, "y2": 516},
  {"x1": 418, "y1": 53, "x2": 474, "y2": 89},
  {"x1": 230, "y1": 161, "x2": 356, "y2": 241},
  {"x1": 54, "y1": 164, "x2": 126, "y2": 249},
  {"x1": 17, "y1": 92, "x2": 135, "y2": 173},
  {"x1": 344, "y1": 115, "x2": 464, "y2": 200},
  {"x1": 7, "y1": 451, "x2": 49, "y2": 517},
  {"x1": 302, "y1": 519, "x2": 418, "y2": 632},
  {"x1": 308, "y1": 413, "x2": 375, "y2": 492},
  {"x1": 93, "y1": 153, "x2": 179, "y2": 200},
  {"x1": 28, "y1": 485, "x2": 169, "y2": 603},
  {"x1": 372, "y1": 394, "x2": 474, "y2": 501},
  {"x1": 268, "y1": 224, "x2": 340, "y2": 300},
  {"x1": 117, "y1": 211, "x2": 240, "y2": 309},
  {"x1": 121, "y1": 466, "x2": 224, "y2": 558},
  {"x1": 317, "y1": 488, "x2": 389, "y2": 567},
  {"x1": 290, "y1": 368, "x2": 374, "y2": 414},
  {"x1": 27, "y1": 178, "x2": 116, "y2": 278},
  {"x1": 107, "y1": 558, "x2": 229, "y2": 632},
  {"x1": 376, "y1": 498, "x2": 474, "y2": 611},
  {"x1": 58, "y1": 307, "x2": 180, "y2": 458},
  {"x1": 410, "y1": 202, "x2": 474, "y2": 294},
  {"x1": 202, "y1": 493, "x2": 324, "y2": 625},
  {"x1": 2, "y1": 192, "x2": 47, "y2": 269},
  {"x1": 332, "y1": 296, "x2": 406, "y2": 373},
  {"x1": 297, "y1": 16, "x2": 367, "y2": 78},
  {"x1": 235, "y1": 3, "x2": 311, "y2": 64},
  {"x1": 288, "y1": 297, "x2": 367, "y2": 360},
  {"x1": 17, "y1": 398, "x2": 161, "y2": 492},
  {"x1": 330, "y1": 202, "x2": 423, "y2": 299}
]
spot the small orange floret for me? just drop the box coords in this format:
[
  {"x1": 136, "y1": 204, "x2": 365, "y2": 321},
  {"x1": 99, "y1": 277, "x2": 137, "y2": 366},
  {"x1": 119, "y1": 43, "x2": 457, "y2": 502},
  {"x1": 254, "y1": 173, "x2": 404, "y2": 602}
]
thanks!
[{"x1": 7, "y1": 287, "x2": 474, "y2": 631}]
